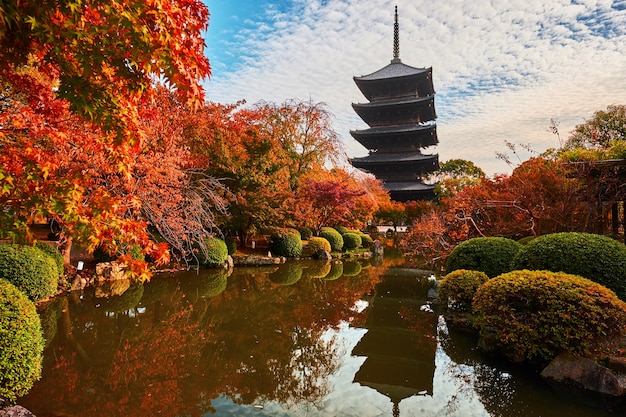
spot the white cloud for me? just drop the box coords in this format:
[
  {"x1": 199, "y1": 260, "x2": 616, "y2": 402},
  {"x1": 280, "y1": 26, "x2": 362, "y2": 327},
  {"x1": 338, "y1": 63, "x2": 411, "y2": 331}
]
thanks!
[{"x1": 205, "y1": 0, "x2": 626, "y2": 176}]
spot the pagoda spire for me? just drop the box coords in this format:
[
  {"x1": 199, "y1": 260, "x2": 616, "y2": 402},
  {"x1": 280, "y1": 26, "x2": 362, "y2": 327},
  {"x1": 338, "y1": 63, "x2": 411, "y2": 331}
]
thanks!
[{"x1": 391, "y1": 5, "x2": 401, "y2": 63}]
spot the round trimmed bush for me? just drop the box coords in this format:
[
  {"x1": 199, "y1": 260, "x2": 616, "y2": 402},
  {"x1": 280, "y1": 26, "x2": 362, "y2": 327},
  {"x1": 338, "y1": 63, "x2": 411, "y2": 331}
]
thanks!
[
  {"x1": 270, "y1": 231, "x2": 303, "y2": 258},
  {"x1": 359, "y1": 233, "x2": 373, "y2": 248},
  {"x1": 308, "y1": 237, "x2": 331, "y2": 254},
  {"x1": 517, "y1": 236, "x2": 535, "y2": 245},
  {"x1": 0, "y1": 278, "x2": 44, "y2": 405},
  {"x1": 473, "y1": 270, "x2": 626, "y2": 363},
  {"x1": 0, "y1": 245, "x2": 58, "y2": 301},
  {"x1": 296, "y1": 226, "x2": 313, "y2": 240},
  {"x1": 324, "y1": 262, "x2": 344, "y2": 281},
  {"x1": 342, "y1": 233, "x2": 362, "y2": 251},
  {"x1": 510, "y1": 232, "x2": 626, "y2": 300},
  {"x1": 320, "y1": 227, "x2": 343, "y2": 252},
  {"x1": 201, "y1": 237, "x2": 228, "y2": 267},
  {"x1": 445, "y1": 237, "x2": 521, "y2": 278},
  {"x1": 439, "y1": 269, "x2": 489, "y2": 312},
  {"x1": 35, "y1": 242, "x2": 64, "y2": 277},
  {"x1": 270, "y1": 262, "x2": 303, "y2": 285}
]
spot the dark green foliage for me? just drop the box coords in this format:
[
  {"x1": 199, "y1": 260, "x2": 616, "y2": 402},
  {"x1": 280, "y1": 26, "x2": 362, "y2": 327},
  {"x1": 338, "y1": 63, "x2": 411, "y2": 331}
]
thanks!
[
  {"x1": 324, "y1": 262, "x2": 344, "y2": 281},
  {"x1": 473, "y1": 270, "x2": 626, "y2": 363},
  {"x1": 181, "y1": 269, "x2": 228, "y2": 299},
  {"x1": 511, "y1": 232, "x2": 626, "y2": 300},
  {"x1": 307, "y1": 237, "x2": 331, "y2": 254},
  {"x1": 342, "y1": 260, "x2": 362, "y2": 277},
  {"x1": 37, "y1": 298, "x2": 63, "y2": 347},
  {"x1": 296, "y1": 226, "x2": 313, "y2": 240},
  {"x1": 446, "y1": 237, "x2": 521, "y2": 278},
  {"x1": 320, "y1": 227, "x2": 343, "y2": 251},
  {"x1": 342, "y1": 232, "x2": 362, "y2": 251},
  {"x1": 359, "y1": 232, "x2": 373, "y2": 248},
  {"x1": 270, "y1": 231, "x2": 303, "y2": 258},
  {"x1": 201, "y1": 237, "x2": 229, "y2": 267},
  {"x1": 225, "y1": 237, "x2": 238, "y2": 255},
  {"x1": 93, "y1": 245, "x2": 117, "y2": 263},
  {"x1": 0, "y1": 245, "x2": 58, "y2": 301},
  {"x1": 517, "y1": 236, "x2": 535, "y2": 245},
  {"x1": 335, "y1": 226, "x2": 350, "y2": 235},
  {"x1": 0, "y1": 278, "x2": 44, "y2": 405},
  {"x1": 270, "y1": 262, "x2": 303, "y2": 285},
  {"x1": 35, "y1": 242, "x2": 64, "y2": 277},
  {"x1": 439, "y1": 269, "x2": 489, "y2": 312}
]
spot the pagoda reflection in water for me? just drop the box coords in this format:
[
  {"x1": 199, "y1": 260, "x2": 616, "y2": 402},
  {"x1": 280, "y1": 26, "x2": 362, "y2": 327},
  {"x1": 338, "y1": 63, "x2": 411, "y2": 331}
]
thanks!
[
  {"x1": 351, "y1": 268, "x2": 438, "y2": 417},
  {"x1": 350, "y1": 6, "x2": 439, "y2": 201}
]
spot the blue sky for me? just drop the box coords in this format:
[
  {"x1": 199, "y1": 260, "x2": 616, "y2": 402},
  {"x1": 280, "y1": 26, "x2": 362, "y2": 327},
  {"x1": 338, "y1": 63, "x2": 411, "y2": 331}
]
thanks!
[{"x1": 203, "y1": 0, "x2": 626, "y2": 176}]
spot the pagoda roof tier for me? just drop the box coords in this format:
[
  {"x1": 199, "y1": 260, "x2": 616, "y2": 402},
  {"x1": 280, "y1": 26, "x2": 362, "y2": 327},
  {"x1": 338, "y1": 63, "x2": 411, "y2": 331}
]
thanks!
[
  {"x1": 350, "y1": 152, "x2": 439, "y2": 178},
  {"x1": 350, "y1": 123, "x2": 438, "y2": 151},
  {"x1": 385, "y1": 181, "x2": 436, "y2": 202},
  {"x1": 352, "y1": 96, "x2": 436, "y2": 127},
  {"x1": 354, "y1": 64, "x2": 434, "y2": 102}
]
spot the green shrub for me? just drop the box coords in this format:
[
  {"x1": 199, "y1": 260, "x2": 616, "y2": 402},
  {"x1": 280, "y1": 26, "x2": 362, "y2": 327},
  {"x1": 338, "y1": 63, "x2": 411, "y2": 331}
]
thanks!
[
  {"x1": 270, "y1": 231, "x2": 303, "y2": 258},
  {"x1": 439, "y1": 269, "x2": 489, "y2": 312},
  {"x1": 446, "y1": 237, "x2": 521, "y2": 278},
  {"x1": 342, "y1": 232, "x2": 362, "y2": 251},
  {"x1": 302, "y1": 261, "x2": 332, "y2": 279},
  {"x1": 0, "y1": 278, "x2": 44, "y2": 405},
  {"x1": 308, "y1": 237, "x2": 331, "y2": 254},
  {"x1": 296, "y1": 226, "x2": 313, "y2": 240},
  {"x1": 473, "y1": 270, "x2": 626, "y2": 363},
  {"x1": 0, "y1": 245, "x2": 58, "y2": 301},
  {"x1": 517, "y1": 236, "x2": 535, "y2": 245},
  {"x1": 200, "y1": 237, "x2": 229, "y2": 267},
  {"x1": 510, "y1": 232, "x2": 626, "y2": 300},
  {"x1": 359, "y1": 233, "x2": 373, "y2": 248},
  {"x1": 320, "y1": 227, "x2": 343, "y2": 251},
  {"x1": 181, "y1": 269, "x2": 228, "y2": 298},
  {"x1": 336, "y1": 226, "x2": 350, "y2": 235},
  {"x1": 35, "y1": 242, "x2": 64, "y2": 277}
]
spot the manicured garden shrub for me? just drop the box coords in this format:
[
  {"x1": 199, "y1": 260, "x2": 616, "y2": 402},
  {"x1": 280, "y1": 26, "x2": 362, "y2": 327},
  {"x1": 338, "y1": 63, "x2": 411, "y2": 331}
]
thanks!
[
  {"x1": 200, "y1": 236, "x2": 229, "y2": 267},
  {"x1": 517, "y1": 236, "x2": 535, "y2": 245},
  {"x1": 510, "y1": 232, "x2": 626, "y2": 300},
  {"x1": 0, "y1": 278, "x2": 44, "y2": 405},
  {"x1": 270, "y1": 230, "x2": 303, "y2": 258},
  {"x1": 296, "y1": 226, "x2": 313, "y2": 240},
  {"x1": 307, "y1": 237, "x2": 331, "y2": 254},
  {"x1": 473, "y1": 270, "x2": 626, "y2": 363},
  {"x1": 336, "y1": 226, "x2": 350, "y2": 235},
  {"x1": 35, "y1": 242, "x2": 64, "y2": 277},
  {"x1": 445, "y1": 237, "x2": 521, "y2": 278},
  {"x1": 359, "y1": 233, "x2": 373, "y2": 248},
  {"x1": 342, "y1": 232, "x2": 362, "y2": 251},
  {"x1": 224, "y1": 237, "x2": 238, "y2": 255},
  {"x1": 0, "y1": 245, "x2": 58, "y2": 301},
  {"x1": 439, "y1": 269, "x2": 489, "y2": 312},
  {"x1": 320, "y1": 227, "x2": 343, "y2": 252}
]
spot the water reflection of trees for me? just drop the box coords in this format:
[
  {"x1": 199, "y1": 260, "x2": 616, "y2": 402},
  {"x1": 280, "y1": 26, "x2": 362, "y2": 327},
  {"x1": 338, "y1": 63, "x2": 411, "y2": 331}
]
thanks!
[{"x1": 23, "y1": 260, "x2": 383, "y2": 416}]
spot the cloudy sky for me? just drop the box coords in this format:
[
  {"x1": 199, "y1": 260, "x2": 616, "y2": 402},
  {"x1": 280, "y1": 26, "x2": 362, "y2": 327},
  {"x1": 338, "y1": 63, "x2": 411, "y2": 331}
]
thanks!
[{"x1": 203, "y1": 0, "x2": 626, "y2": 176}]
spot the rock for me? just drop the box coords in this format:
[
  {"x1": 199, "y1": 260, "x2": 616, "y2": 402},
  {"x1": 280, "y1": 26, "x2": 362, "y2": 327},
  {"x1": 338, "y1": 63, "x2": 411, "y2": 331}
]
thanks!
[
  {"x1": 607, "y1": 357, "x2": 626, "y2": 374},
  {"x1": 226, "y1": 255, "x2": 234, "y2": 269},
  {"x1": 314, "y1": 250, "x2": 332, "y2": 260},
  {"x1": 371, "y1": 240, "x2": 384, "y2": 256},
  {"x1": 541, "y1": 353, "x2": 626, "y2": 400},
  {"x1": 0, "y1": 405, "x2": 37, "y2": 417},
  {"x1": 95, "y1": 261, "x2": 130, "y2": 282}
]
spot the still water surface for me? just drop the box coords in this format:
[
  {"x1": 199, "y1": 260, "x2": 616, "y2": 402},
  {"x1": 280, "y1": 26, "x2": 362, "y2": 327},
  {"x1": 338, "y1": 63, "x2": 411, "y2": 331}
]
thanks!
[{"x1": 21, "y1": 257, "x2": 618, "y2": 417}]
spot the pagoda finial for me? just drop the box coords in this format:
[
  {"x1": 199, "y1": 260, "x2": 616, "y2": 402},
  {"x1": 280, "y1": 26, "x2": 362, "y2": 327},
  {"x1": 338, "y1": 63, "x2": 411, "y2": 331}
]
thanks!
[{"x1": 391, "y1": 5, "x2": 401, "y2": 63}]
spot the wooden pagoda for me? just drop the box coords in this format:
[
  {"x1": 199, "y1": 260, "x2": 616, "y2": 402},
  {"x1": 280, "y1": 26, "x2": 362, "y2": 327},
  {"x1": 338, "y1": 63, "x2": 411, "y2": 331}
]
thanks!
[{"x1": 350, "y1": 6, "x2": 439, "y2": 201}]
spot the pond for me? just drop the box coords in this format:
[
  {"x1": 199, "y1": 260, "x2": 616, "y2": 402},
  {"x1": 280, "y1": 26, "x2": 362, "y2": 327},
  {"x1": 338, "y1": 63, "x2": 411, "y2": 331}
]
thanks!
[{"x1": 20, "y1": 256, "x2": 618, "y2": 417}]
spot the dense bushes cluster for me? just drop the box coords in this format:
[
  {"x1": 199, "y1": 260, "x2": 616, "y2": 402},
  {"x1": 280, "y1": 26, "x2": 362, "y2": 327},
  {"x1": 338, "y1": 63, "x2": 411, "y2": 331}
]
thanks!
[
  {"x1": 439, "y1": 269, "x2": 488, "y2": 312},
  {"x1": 320, "y1": 227, "x2": 343, "y2": 251},
  {"x1": 0, "y1": 245, "x2": 59, "y2": 301},
  {"x1": 296, "y1": 226, "x2": 313, "y2": 240},
  {"x1": 511, "y1": 232, "x2": 626, "y2": 300},
  {"x1": 446, "y1": 237, "x2": 521, "y2": 278},
  {"x1": 269, "y1": 229, "x2": 302, "y2": 258},
  {"x1": 0, "y1": 278, "x2": 45, "y2": 405},
  {"x1": 473, "y1": 270, "x2": 626, "y2": 363},
  {"x1": 307, "y1": 237, "x2": 331, "y2": 254},
  {"x1": 342, "y1": 232, "x2": 362, "y2": 250},
  {"x1": 359, "y1": 232, "x2": 373, "y2": 248},
  {"x1": 200, "y1": 236, "x2": 229, "y2": 267}
]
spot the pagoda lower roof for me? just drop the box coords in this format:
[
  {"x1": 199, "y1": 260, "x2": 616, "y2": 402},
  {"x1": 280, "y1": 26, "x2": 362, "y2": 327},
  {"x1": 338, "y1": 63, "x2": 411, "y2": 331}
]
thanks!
[
  {"x1": 353, "y1": 95, "x2": 432, "y2": 109},
  {"x1": 384, "y1": 181, "x2": 435, "y2": 192},
  {"x1": 351, "y1": 151, "x2": 437, "y2": 164},
  {"x1": 350, "y1": 123, "x2": 436, "y2": 137},
  {"x1": 355, "y1": 63, "x2": 431, "y2": 81}
]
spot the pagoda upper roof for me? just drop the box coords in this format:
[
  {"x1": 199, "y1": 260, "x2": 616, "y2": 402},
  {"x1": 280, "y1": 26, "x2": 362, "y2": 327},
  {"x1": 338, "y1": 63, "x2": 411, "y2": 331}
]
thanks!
[
  {"x1": 351, "y1": 151, "x2": 437, "y2": 164},
  {"x1": 353, "y1": 95, "x2": 433, "y2": 109},
  {"x1": 355, "y1": 62, "x2": 432, "y2": 81}
]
